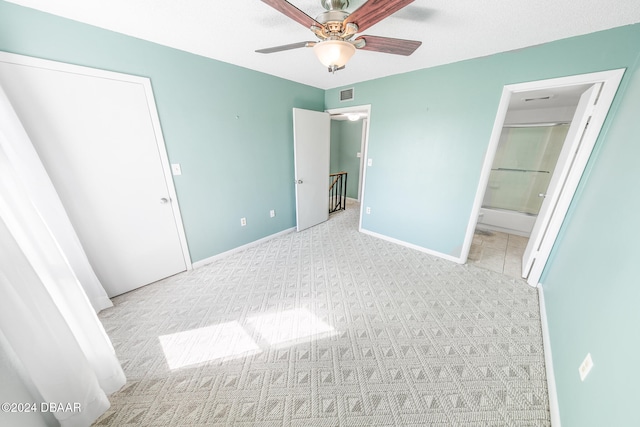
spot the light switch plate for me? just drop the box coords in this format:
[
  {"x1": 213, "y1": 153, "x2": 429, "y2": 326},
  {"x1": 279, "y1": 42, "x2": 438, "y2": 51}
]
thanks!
[
  {"x1": 171, "y1": 163, "x2": 182, "y2": 176},
  {"x1": 579, "y1": 353, "x2": 593, "y2": 381}
]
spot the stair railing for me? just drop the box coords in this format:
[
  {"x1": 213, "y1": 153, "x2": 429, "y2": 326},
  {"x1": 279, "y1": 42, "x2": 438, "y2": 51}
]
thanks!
[{"x1": 329, "y1": 172, "x2": 347, "y2": 213}]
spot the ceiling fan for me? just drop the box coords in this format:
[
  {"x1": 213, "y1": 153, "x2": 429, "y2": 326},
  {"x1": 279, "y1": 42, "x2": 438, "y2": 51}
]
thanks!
[{"x1": 256, "y1": 0, "x2": 422, "y2": 72}]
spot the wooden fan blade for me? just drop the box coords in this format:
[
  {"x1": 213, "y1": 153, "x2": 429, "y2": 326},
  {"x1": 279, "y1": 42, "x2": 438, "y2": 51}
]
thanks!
[
  {"x1": 355, "y1": 35, "x2": 421, "y2": 56},
  {"x1": 260, "y1": 0, "x2": 322, "y2": 28},
  {"x1": 256, "y1": 42, "x2": 315, "y2": 54},
  {"x1": 345, "y1": 0, "x2": 415, "y2": 32}
]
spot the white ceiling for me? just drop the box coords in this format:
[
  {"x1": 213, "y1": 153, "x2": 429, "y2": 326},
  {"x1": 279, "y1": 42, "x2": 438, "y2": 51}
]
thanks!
[{"x1": 7, "y1": 0, "x2": 640, "y2": 89}]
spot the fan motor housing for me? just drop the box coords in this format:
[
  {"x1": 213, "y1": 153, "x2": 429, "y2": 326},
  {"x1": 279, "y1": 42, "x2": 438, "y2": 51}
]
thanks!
[
  {"x1": 316, "y1": 10, "x2": 349, "y2": 25},
  {"x1": 321, "y1": 0, "x2": 349, "y2": 11}
]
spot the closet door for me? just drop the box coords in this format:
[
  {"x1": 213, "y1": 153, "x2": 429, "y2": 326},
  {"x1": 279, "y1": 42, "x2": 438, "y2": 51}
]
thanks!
[{"x1": 0, "y1": 54, "x2": 190, "y2": 297}]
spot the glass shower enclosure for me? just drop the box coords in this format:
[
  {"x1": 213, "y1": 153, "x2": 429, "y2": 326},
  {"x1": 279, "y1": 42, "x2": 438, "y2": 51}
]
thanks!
[{"x1": 478, "y1": 123, "x2": 570, "y2": 235}]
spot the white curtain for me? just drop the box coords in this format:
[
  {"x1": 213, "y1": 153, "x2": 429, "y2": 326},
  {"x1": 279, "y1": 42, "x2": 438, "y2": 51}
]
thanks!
[
  {"x1": 0, "y1": 85, "x2": 126, "y2": 426},
  {"x1": 0, "y1": 83, "x2": 112, "y2": 312}
]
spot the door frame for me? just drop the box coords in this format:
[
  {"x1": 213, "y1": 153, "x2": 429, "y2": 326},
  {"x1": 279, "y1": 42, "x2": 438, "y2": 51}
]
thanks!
[
  {"x1": 325, "y1": 104, "x2": 372, "y2": 231},
  {"x1": 461, "y1": 69, "x2": 625, "y2": 286},
  {"x1": 0, "y1": 51, "x2": 193, "y2": 270}
]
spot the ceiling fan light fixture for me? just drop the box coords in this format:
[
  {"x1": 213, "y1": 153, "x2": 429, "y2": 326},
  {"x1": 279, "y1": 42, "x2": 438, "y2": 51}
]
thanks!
[{"x1": 313, "y1": 40, "x2": 356, "y2": 70}]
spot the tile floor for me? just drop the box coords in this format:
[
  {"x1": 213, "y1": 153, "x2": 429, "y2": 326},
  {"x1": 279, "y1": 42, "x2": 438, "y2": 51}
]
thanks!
[{"x1": 468, "y1": 229, "x2": 529, "y2": 279}]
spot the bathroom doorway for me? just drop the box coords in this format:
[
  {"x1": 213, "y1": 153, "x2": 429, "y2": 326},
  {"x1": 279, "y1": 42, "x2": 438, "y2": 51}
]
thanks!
[
  {"x1": 462, "y1": 70, "x2": 624, "y2": 285},
  {"x1": 469, "y1": 85, "x2": 587, "y2": 277}
]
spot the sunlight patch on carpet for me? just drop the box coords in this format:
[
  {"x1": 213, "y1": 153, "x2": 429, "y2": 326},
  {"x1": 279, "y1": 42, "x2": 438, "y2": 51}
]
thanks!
[
  {"x1": 159, "y1": 321, "x2": 260, "y2": 369},
  {"x1": 247, "y1": 308, "x2": 338, "y2": 347}
]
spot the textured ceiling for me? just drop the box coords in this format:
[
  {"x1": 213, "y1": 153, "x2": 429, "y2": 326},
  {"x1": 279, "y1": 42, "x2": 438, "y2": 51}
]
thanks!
[{"x1": 6, "y1": 0, "x2": 640, "y2": 89}]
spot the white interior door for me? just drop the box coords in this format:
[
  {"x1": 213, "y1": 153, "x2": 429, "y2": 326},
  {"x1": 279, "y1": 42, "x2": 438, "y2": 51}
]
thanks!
[
  {"x1": 522, "y1": 83, "x2": 601, "y2": 280},
  {"x1": 0, "y1": 55, "x2": 189, "y2": 297},
  {"x1": 293, "y1": 108, "x2": 330, "y2": 231}
]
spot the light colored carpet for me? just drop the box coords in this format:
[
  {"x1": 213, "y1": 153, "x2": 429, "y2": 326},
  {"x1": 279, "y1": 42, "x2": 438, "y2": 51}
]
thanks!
[{"x1": 94, "y1": 201, "x2": 550, "y2": 426}]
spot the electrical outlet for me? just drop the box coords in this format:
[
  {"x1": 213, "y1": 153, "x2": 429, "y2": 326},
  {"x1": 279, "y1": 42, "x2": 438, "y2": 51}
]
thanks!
[
  {"x1": 366, "y1": 207, "x2": 371, "y2": 214},
  {"x1": 240, "y1": 217, "x2": 247, "y2": 226},
  {"x1": 270, "y1": 209, "x2": 276, "y2": 218},
  {"x1": 579, "y1": 353, "x2": 593, "y2": 381}
]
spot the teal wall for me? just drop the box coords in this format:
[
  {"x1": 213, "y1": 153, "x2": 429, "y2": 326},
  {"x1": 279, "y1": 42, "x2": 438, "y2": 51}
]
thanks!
[
  {"x1": 325, "y1": 24, "x2": 640, "y2": 426},
  {"x1": 539, "y1": 56, "x2": 640, "y2": 427},
  {"x1": 330, "y1": 123, "x2": 341, "y2": 175},
  {"x1": 326, "y1": 24, "x2": 640, "y2": 259},
  {"x1": 0, "y1": 1, "x2": 324, "y2": 263},
  {"x1": 329, "y1": 120, "x2": 362, "y2": 199}
]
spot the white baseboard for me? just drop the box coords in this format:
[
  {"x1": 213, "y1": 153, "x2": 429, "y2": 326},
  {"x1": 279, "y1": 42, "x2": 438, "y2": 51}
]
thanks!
[
  {"x1": 192, "y1": 227, "x2": 296, "y2": 269},
  {"x1": 359, "y1": 228, "x2": 463, "y2": 264},
  {"x1": 93, "y1": 296, "x2": 114, "y2": 313},
  {"x1": 537, "y1": 284, "x2": 561, "y2": 427}
]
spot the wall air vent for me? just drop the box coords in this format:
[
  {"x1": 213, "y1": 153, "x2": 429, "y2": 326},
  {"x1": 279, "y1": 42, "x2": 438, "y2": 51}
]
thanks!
[{"x1": 340, "y1": 88, "x2": 354, "y2": 102}]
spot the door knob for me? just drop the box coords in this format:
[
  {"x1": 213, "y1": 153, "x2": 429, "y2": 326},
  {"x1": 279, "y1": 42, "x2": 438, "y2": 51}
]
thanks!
[
  {"x1": 160, "y1": 197, "x2": 170, "y2": 204},
  {"x1": 297, "y1": 180, "x2": 303, "y2": 184}
]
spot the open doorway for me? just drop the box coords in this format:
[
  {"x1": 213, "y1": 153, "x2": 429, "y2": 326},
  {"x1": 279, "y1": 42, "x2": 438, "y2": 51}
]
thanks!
[
  {"x1": 291, "y1": 105, "x2": 370, "y2": 233},
  {"x1": 462, "y1": 70, "x2": 625, "y2": 286},
  {"x1": 469, "y1": 84, "x2": 589, "y2": 277},
  {"x1": 326, "y1": 105, "x2": 371, "y2": 230}
]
